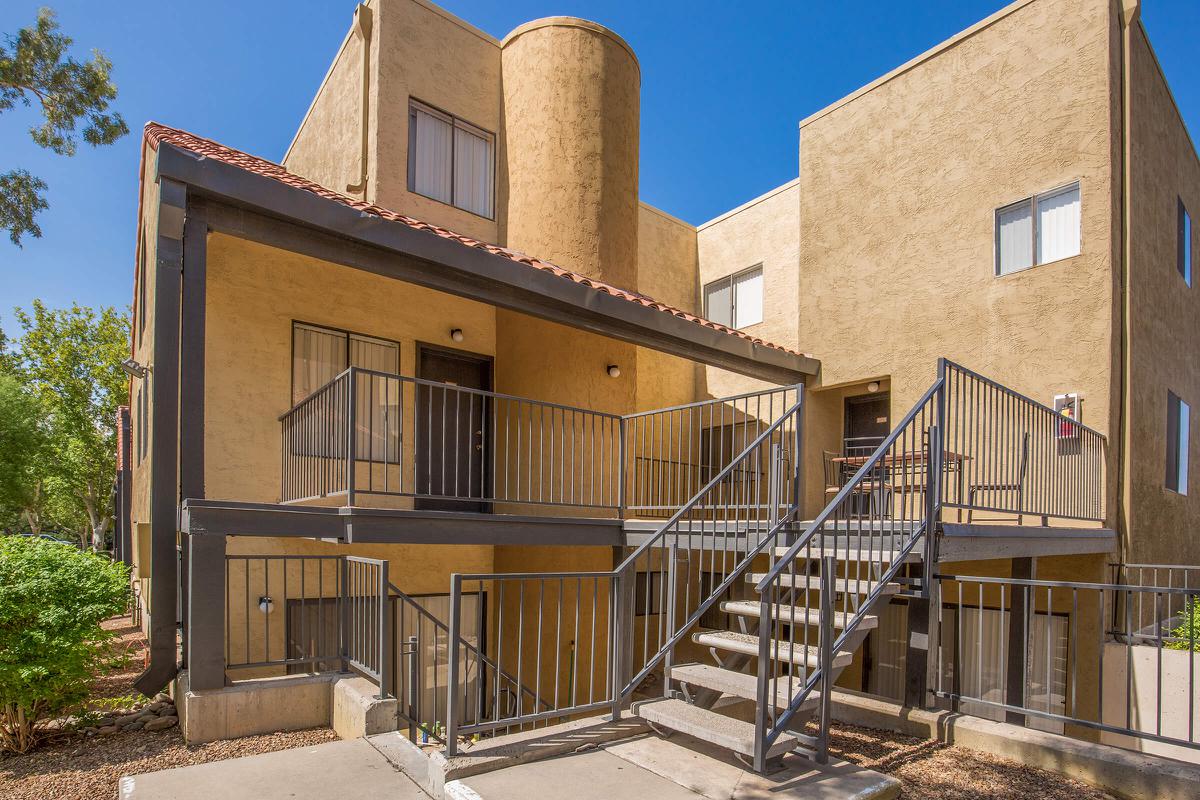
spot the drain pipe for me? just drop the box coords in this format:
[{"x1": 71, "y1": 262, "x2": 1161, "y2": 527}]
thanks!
[
  {"x1": 345, "y1": 3, "x2": 373, "y2": 198},
  {"x1": 1116, "y1": 0, "x2": 1139, "y2": 565}
]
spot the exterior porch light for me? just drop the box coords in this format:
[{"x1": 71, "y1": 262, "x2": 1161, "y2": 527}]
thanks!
[
  {"x1": 120, "y1": 358, "x2": 148, "y2": 379},
  {"x1": 450, "y1": 328, "x2": 464, "y2": 343},
  {"x1": 867, "y1": 381, "x2": 880, "y2": 393},
  {"x1": 258, "y1": 596, "x2": 274, "y2": 614},
  {"x1": 607, "y1": 364, "x2": 621, "y2": 378}
]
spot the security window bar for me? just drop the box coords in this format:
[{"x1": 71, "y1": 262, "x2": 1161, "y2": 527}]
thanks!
[
  {"x1": 995, "y1": 182, "x2": 1081, "y2": 276},
  {"x1": 408, "y1": 100, "x2": 495, "y2": 219},
  {"x1": 1178, "y1": 198, "x2": 1192, "y2": 287},
  {"x1": 1166, "y1": 390, "x2": 1190, "y2": 495},
  {"x1": 703, "y1": 265, "x2": 763, "y2": 329}
]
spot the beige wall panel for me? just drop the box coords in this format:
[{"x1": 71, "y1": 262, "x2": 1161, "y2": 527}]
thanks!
[
  {"x1": 1126, "y1": 24, "x2": 1200, "y2": 565},
  {"x1": 797, "y1": 0, "x2": 1117, "y2": 440},
  {"x1": 500, "y1": 19, "x2": 640, "y2": 288}
]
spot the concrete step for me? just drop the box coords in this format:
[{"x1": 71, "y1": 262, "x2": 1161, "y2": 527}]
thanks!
[
  {"x1": 691, "y1": 629, "x2": 853, "y2": 670},
  {"x1": 633, "y1": 697, "x2": 799, "y2": 760},
  {"x1": 745, "y1": 574, "x2": 901, "y2": 596},
  {"x1": 670, "y1": 663, "x2": 821, "y2": 713},
  {"x1": 773, "y1": 545, "x2": 920, "y2": 564},
  {"x1": 720, "y1": 600, "x2": 879, "y2": 631}
]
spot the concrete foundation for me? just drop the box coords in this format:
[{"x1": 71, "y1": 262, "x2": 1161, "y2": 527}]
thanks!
[
  {"x1": 332, "y1": 676, "x2": 398, "y2": 740},
  {"x1": 831, "y1": 689, "x2": 1200, "y2": 800}
]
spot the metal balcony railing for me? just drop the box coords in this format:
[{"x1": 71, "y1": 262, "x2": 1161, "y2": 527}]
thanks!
[{"x1": 279, "y1": 367, "x2": 800, "y2": 516}]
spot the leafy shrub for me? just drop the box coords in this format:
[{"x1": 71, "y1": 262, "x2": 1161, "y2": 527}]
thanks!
[
  {"x1": 1166, "y1": 596, "x2": 1200, "y2": 652},
  {"x1": 0, "y1": 535, "x2": 129, "y2": 752}
]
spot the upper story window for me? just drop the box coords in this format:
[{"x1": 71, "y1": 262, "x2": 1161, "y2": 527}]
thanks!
[
  {"x1": 1167, "y1": 390, "x2": 1190, "y2": 495},
  {"x1": 995, "y1": 182, "x2": 1081, "y2": 276},
  {"x1": 1178, "y1": 198, "x2": 1192, "y2": 286},
  {"x1": 703, "y1": 265, "x2": 763, "y2": 329},
  {"x1": 408, "y1": 100, "x2": 495, "y2": 219}
]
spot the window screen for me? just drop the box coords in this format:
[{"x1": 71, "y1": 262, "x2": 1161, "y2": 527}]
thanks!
[{"x1": 996, "y1": 182, "x2": 1080, "y2": 275}]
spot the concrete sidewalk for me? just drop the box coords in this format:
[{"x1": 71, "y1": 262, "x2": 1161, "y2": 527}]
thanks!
[{"x1": 118, "y1": 739, "x2": 426, "y2": 800}]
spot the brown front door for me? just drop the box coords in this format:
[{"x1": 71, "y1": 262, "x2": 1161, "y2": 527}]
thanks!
[
  {"x1": 844, "y1": 392, "x2": 890, "y2": 456},
  {"x1": 416, "y1": 347, "x2": 492, "y2": 512}
]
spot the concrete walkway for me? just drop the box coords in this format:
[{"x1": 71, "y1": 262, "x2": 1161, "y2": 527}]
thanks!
[
  {"x1": 121, "y1": 730, "x2": 898, "y2": 800},
  {"x1": 119, "y1": 739, "x2": 426, "y2": 800}
]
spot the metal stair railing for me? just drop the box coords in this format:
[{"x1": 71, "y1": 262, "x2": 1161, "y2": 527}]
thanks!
[
  {"x1": 442, "y1": 390, "x2": 805, "y2": 754},
  {"x1": 752, "y1": 375, "x2": 946, "y2": 771}
]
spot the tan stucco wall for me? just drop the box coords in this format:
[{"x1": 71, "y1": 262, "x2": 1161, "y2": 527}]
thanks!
[
  {"x1": 1125, "y1": 22, "x2": 1200, "y2": 565},
  {"x1": 203, "y1": 232, "x2": 498, "y2": 504},
  {"x1": 282, "y1": 11, "x2": 365, "y2": 197},
  {"x1": 500, "y1": 18, "x2": 640, "y2": 288}
]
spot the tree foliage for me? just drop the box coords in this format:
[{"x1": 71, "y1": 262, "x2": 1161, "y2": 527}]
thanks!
[
  {"x1": 0, "y1": 535, "x2": 129, "y2": 752},
  {"x1": 1167, "y1": 597, "x2": 1200, "y2": 652},
  {"x1": 1, "y1": 8, "x2": 128, "y2": 245},
  {"x1": 2, "y1": 302, "x2": 129, "y2": 547},
  {"x1": 0, "y1": 373, "x2": 49, "y2": 533}
]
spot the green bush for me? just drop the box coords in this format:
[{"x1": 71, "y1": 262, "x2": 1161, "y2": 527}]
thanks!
[
  {"x1": 1167, "y1": 597, "x2": 1200, "y2": 652},
  {"x1": 0, "y1": 535, "x2": 129, "y2": 752}
]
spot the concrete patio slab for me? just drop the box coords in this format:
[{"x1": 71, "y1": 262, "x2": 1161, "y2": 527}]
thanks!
[
  {"x1": 461, "y1": 748, "x2": 704, "y2": 800},
  {"x1": 118, "y1": 738, "x2": 426, "y2": 800}
]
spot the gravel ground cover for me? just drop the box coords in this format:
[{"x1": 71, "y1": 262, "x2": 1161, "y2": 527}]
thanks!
[
  {"x1": 826, "y1": 720, "x2": 1117, "y2": 800},
  {"x1": 0, "y1": 615, "x2": 337, "y2": 800}
]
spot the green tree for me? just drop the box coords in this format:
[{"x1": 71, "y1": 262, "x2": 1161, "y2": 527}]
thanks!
[
  {"x1": 0, "y1": 374, "x2": 49, "y2": 534},
  {"x1": 0, "y1": 536, "x2": 129, "y2": 752},
  {"x1": 10, "y1": 302, "x2": 129, "y2": 549},
  {"x1": 1167, "y1": 597, "x2": 1200, "y2": 652},
  {"x1": 1, "y1": 8, "x2": 128, "y2": 246}
]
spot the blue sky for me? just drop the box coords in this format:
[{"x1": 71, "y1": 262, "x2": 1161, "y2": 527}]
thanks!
[{"x1": 1, "y1": 1, "x2": 1198, "y2": 328}]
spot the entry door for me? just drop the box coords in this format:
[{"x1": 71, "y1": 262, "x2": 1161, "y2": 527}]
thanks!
[
  {"x1": 844, "y1": 392, "x2": 890, "y2": 456},
  {"x1": 416, "y1": 347, "x2": 491, "y2": 511}
]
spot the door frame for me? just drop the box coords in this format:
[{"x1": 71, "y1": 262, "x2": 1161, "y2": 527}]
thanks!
[{"x1": 414, "y1": 342, "x2": 495, "y2": 512}]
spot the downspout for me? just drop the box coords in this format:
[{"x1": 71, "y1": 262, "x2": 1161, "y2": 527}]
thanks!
[
  {"x1": 1117, "y1": 0, "x2": 1139, "y2": 565},
  {"x1": 345, "y1": 3, "x2": 373, "y2": 198}
]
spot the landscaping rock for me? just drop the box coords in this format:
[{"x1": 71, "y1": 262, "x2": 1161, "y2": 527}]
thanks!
[
  {"x1": 154, "y1": 692, "x2": 172, "y2": 703},
  {"x1": 156, "y1": 705, "x2": 175, "y2": 716},
  {"x1": 144, "y1": 716, "x2": 178, "y2": 732},
  {"x1": 146, "y1": 701, "x2": 165, "y2": 713},
  {"x1": 98, "y1": 725, "x2": 121, "y2": 736},
  {"x1": 124, "y1": 720, "x2": 146, "y2": 731},
  {"x1": 115, "y1": 712, "x2": 142, "y2": 725}
]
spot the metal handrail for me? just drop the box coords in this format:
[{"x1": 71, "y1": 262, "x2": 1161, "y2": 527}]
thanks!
[{"x1": 941, "y1": 360, "x2": 1106, "y2": 439}]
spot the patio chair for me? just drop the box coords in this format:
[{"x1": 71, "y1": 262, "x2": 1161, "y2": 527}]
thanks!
[{"x1": 967, "y1": 432, "x2": 1030, "y2": 523}]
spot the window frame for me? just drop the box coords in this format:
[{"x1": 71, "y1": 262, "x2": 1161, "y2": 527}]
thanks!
[
  {"x1": 1166, "y1": 390, "x2": 1190, "y2": 496},
  {"x1": 703, "y1": 264, "x2": 764, "y2": 330},
  {"x1": 290, "y1": 320, "x2": 402, "y2": 404},
  {"x1": 994, "y1": 180, "x2": 1082, "y2": 277},
  {"x1": 407, "y1": 98, "x2": 496, "y2": 220},
  {"x1": 1178, "y1": 197, "x2": 1192, "y2": 287}
]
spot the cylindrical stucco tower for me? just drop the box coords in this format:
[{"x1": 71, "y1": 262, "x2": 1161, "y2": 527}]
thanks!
[{"x1": 500, "y1": 17, "x2": 640, "y2": 288}]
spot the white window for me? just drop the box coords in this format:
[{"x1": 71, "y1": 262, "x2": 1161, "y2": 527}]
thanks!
[
  {"x1": 996, "y1": 182, "x2": 1081, "y2": 275},
  {"x1": 1179, "y1": 198, "x2": 1192, "y2": 287},
  {"x1": 1167, "y1": 391, "x2": 1190, "y2": 495},
  {"x1": 703, "y1": 265, "x2": 763, "y2": 329},
  {"x1": 408, "y1": 100, "x2": 494, "y2": 219}
]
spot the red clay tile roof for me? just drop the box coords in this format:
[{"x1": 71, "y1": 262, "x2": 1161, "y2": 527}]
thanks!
[{"x1": 142, "y1": 122, "x2": 806, "y2": 359}]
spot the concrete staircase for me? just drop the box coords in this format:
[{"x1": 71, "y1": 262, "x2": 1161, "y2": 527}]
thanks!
[{"x1": 632, "y1": 537, "x2": 911, "y2": 765}]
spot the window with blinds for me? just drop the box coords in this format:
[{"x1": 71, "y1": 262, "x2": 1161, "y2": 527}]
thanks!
[
  {"x1": 1179, "y1": 198, "x2": 1193, "y2": 287},
  {"x1": 292, "y1": 323, "x2": 401, "y2": 460},
  {"x1": 995, "y1": 182, "x2": 1081, "y2": 276},
  {"x1": 703, "y1": 265, "x2": 763, "y2": 329},
  {"x1": 1167, "y1": 390, "x2": 1190, "y2": 495},
  {"x1": 408, "y1": 100, "x2": 494, "y2": 219}
]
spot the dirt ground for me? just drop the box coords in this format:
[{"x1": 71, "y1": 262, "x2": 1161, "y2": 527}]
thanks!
[
  {"x1": 826, "y1": 720, "x2": 1117, "y2": 800},
  {"x1": 0, "y1": 615, "x2": 337, "y2": 800}
]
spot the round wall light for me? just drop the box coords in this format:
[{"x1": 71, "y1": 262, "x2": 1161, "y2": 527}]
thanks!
[
  {"x1": 258, "y1": 596, "x2": 274, "y2": 615},
  {"x1": 450, "y1": 328, "x2": 464, "y2": 343},
  {"x1": 607, "y1": 364, "x2": 621, "y2": 378},
  {"x1": 867, "y1": 381, "x2": 880, "y2": 393}
]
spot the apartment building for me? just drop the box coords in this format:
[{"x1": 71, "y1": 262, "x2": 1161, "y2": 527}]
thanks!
[{"x1": 116, "y1": 0, "x2": 1199, "y2": 775}]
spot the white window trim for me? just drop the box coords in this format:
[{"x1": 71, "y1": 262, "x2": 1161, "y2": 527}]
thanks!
[
  {"x1": 994, "y1": 180, "x2": 1082, "y2": 277},
  {"x1": 407, "y1": 98, "x2": 496, "y2": 220},
  {"x1": 703, "y1": 264, "x2": 764, "y2": 330}
]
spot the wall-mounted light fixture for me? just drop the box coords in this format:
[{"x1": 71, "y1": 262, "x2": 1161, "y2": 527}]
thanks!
[
  {"x1": 258, "y1": 596, "x2": 274, "y2": 615},
  {"x1": 867, "y1": 381, "x2": 880, "y2": 393},
  {"x1": 450, "y1": 328, "x2": 464, "y2": 343},
  {"x1": 606, "y1": 364, "x2": 621, "y2": 378},
  {"x1": 120, "y1": 358, "x2": 148, "y2": 379}
]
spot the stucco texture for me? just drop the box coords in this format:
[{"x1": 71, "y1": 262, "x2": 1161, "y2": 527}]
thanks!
[{"x1": 1125, "y1": 21, "x2": 1200, "y2": 565}]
